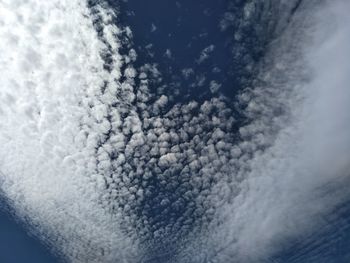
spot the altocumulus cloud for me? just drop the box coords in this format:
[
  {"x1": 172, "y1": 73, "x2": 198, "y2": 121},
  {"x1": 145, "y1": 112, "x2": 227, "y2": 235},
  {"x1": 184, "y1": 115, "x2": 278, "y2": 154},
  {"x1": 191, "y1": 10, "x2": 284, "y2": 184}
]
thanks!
[
  {"x1": 0, "y1": 0, "x2": 349, "y2": 263},
  {"x1": 0, "y1": 0, "x2": 141, "y2": 262}
]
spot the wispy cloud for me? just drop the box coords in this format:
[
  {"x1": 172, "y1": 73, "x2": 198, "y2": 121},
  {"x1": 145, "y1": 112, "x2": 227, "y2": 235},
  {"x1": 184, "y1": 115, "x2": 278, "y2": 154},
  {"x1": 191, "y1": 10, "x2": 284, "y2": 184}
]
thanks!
[{"x1": 186, "y1": 1, "x2": 350, "y2": 262}]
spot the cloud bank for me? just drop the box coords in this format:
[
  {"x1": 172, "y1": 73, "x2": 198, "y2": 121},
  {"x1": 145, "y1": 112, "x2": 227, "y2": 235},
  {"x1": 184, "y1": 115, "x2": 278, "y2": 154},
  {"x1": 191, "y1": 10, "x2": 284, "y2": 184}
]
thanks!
[{"x1": 183, "y1": 1, "x2": 350, "y2": 262}]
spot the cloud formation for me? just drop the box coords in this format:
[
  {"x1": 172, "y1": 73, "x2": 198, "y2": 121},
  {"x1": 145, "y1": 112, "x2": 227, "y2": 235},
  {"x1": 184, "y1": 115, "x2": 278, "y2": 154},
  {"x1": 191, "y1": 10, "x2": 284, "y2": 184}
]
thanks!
[
  {"x1": 0, "y1": 0, "x2": 349, "y2": 263},
  {"x1": 182, "y1": 1, "x2": 350, "y2": 262},
  {"x1": 0, "y1": 0, "x2": 141, "y2": 262}
]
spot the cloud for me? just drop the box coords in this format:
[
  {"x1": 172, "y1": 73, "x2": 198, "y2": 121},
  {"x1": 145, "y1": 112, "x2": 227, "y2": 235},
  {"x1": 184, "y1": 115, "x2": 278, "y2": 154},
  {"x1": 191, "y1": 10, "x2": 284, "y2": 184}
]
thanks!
[
  {"x1": 0, "y1": 0, "x2": 349, "y2": 263},
  {"x1": 196, "y1": 44, "x2": 215, "y2": 64},
  {"x1": 182, "y1": 1, "x2": 350, "y2": 262},
  {"x1": 0, "y1": 0, "x2": 142, "y2": 262}
]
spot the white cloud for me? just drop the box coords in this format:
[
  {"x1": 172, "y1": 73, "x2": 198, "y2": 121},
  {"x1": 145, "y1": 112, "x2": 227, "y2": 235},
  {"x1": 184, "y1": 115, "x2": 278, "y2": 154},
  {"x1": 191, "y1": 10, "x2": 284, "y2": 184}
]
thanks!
[
  {"x1": 0, "y1": 1, "x2": 141, "y2": 262},
  {"x1": 196, "y1": 44, "x2": 215, "y2": 64},
  {"x1": 183, "y1": 1, "x2": 350, "y2": 262},
  {"x1": 209, "y1": 80, "x2": 221, "y2": 94}
]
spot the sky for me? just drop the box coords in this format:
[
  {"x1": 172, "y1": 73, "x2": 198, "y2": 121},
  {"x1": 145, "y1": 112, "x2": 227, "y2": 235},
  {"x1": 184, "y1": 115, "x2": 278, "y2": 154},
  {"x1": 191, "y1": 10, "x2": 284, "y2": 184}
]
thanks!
[
  {"x1": 0, "y1": 0, "x2": 349, "y2": 262},
  {"x1": 0, "y1": 208, "x2": 59, "y2": 263}
]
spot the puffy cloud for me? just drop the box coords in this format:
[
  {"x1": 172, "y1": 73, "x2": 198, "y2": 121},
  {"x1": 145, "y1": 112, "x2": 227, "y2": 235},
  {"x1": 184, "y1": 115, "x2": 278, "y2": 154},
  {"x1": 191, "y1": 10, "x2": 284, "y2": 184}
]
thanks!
[
  {"x1": 181, "y1": 68, "x2": 194, "y2": 79},
  {"x1": 196, "y1": 44, "x2": 215, "y2": 64},
  {"x1": 0, "y1": 0, "x2": 141, "y2": 262},
  {"x1": 209, "y1": 80, "x2": 221, "y2": 94}
]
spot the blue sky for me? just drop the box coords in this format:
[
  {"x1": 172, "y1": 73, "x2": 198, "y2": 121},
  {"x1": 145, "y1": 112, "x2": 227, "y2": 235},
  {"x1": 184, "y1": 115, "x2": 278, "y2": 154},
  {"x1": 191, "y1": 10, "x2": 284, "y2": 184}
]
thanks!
[{"x1": 0, "y1": 205, "x2": 59, "y2": 263}]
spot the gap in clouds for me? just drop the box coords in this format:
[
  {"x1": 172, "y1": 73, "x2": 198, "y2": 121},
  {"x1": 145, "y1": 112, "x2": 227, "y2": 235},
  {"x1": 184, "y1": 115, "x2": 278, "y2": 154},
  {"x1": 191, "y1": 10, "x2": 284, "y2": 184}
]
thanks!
[{"x1": 115, "y1": 0, "x2": 264, "y2": 103}]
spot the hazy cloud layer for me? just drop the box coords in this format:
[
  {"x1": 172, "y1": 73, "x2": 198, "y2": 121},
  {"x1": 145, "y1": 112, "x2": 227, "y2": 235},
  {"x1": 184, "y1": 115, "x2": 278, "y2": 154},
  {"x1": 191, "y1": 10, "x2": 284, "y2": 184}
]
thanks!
[{"x1": 182, "y1": 1, "x2": 350, "y2": 262}]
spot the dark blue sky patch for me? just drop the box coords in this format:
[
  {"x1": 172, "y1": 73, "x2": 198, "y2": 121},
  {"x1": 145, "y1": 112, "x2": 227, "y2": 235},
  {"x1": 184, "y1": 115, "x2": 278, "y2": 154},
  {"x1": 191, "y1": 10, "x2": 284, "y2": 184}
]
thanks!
[{"x1": 0, "y1": 201, "x2": 60, "y2": 263}]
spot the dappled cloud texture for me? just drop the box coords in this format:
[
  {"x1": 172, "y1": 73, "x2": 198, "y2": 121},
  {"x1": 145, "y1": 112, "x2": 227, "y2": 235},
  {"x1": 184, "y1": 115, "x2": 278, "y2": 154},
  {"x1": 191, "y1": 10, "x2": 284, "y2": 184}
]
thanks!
[{"x1": 0, "y1": 0, "x2": 350, "y2": 262}]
